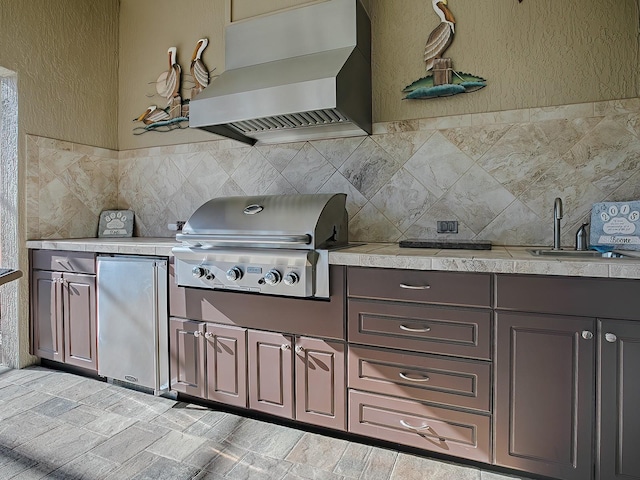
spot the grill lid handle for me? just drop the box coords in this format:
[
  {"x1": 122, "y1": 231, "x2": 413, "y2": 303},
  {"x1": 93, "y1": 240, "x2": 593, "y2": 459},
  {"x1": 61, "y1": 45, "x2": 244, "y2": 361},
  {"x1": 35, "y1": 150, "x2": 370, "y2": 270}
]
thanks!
[{"x1": 175, "y1": 233, "x2": 312, "y2": 245}]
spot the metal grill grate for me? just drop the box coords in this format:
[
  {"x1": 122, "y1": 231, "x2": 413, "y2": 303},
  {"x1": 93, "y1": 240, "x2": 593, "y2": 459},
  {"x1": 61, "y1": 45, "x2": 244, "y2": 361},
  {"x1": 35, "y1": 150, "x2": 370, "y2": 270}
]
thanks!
[{"x1": 230, "y1": 109, "x2": 349, "y2": 133}]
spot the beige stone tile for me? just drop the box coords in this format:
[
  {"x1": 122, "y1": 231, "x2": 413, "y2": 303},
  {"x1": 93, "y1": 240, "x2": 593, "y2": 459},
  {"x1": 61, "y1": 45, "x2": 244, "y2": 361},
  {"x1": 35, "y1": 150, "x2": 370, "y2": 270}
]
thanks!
[
  {"x1": 282, "y1": 143, "x2": 337, "y2": 194},
  {"x1": 349, "y1": 203, "x2": 402, "y2": 243},
  {"x1": 311, "y1": 136, "x2": 366, "y2": 169},
  {"x1": 371, "y1": 168, "x2": 439, "y2": 231},
  {"x1": 371, "y1": 130, "x2": 434, "y2": 164},
  {"x1": 404, "y1": 131, "x2": 474, "y2": 198},
  {"x1": 286, "y1": 432, "x2": 349, "y2": 471},
  {"x1": 440, "y1": 165, "x2": 516, "y2": 235},
  {"x1": 441, "y1": 124, "x2": 512, "y2": 161},
  {"x1": 257, "y1": 141, "x2": 306, "y2": 172},
  {"x1": 339, "y1": 137, "x2": 403, "y2": 200},
  {"x1": 530, "y1": 102, "x2": 594, "y2": 122},
  {"x1": 390, "y1": 454, "x2": 480, "y2": 480},
  {"x1": 563, "y1": 117, "x2": 640, "y2": 193},
  {"x1": 146, "y1": 429, "x2": 207, "y2": 462},
  {"x1": 471, "y1": 109, "x2": 530, "y2": 126},
  {"x1": 420, "y1": 114, "x2": 472, "y2": 130},
  {"x1": 14, "y1": 424, "x2": 106, "y2": 468}
]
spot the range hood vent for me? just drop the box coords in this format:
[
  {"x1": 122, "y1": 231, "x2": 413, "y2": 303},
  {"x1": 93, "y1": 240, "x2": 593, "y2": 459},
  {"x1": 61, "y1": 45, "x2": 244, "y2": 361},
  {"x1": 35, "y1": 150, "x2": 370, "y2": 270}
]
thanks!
[{"x1": 189, "y1": 0, "x2": 372, "y2": 146}]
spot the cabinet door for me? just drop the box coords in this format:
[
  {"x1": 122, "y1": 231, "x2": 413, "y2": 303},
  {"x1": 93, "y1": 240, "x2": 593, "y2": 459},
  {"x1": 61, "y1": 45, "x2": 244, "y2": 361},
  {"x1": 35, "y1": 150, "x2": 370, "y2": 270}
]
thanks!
[
  {"x1": 205, "y1": 324, "x2": 247, "y2": 408},
  {"x1": 170, "y1": 317, "x2": 206, "y2": 398},
  {"x1": 62, "y1": 273, "x2": 97, "y2": 371},
  {"x1": 248, "y1": 330, "x2": 293, "y2": 418},
  {"x1": 295, "y1": 336, "x2": 345, "y2": 430},
  {"x1": 599, "y1": 320, "x2": 640, "y2": 480},
  {"x1": 31, "y1": 270, "x2": 63, "y2": 362},
  {"x1": 495, "y1": 312, "x2": 595, "y2": 480}
]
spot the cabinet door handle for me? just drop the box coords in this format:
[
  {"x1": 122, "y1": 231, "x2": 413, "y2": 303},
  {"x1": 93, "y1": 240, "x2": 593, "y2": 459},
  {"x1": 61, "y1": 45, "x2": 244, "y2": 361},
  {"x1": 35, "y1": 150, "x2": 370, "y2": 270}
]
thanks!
[
  {"x1": 399, "y1": 283, "x2": 431, "y2": 290},
  {"x1": 581, "y1": 330, "x2": 593, "y2": 340},
  {"x1": 399, "y1": 324, "x2": 431, "y2": 333},
  {"x1": 281, "y1": 344, "x2": 291, "y2": 351},
  {"x1": 400, "y1": 420, "x2": 429, "y2": 431},
  {"x1": 399, "y1": 372, "x2": 430, "y2": 382},
  {"x1": 204, "y1": 332, "x2": 213, "y2": 339},
  {"x1": 193, "y1": 331, "x2": 202, "y2": 338},
  {"x1": 295, "y1": 345, "x2": 304, "y2": 354},
  {"x1": 604, "y1": 333, "x2": 617, "y2": 343}
]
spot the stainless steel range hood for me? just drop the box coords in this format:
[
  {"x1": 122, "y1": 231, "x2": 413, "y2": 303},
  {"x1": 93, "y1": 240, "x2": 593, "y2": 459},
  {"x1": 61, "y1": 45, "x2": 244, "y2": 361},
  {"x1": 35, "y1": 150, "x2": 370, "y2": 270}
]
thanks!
[{"x1": 189, "y1": 0, "x2": 371, "y2": 146}]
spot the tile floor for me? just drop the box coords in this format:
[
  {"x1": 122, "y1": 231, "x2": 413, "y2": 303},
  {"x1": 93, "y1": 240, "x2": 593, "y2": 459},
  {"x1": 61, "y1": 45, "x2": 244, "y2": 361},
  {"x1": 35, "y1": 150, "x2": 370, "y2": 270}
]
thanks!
[{"x1": 0, "y1": 366, "x2": 533, "y2": 480}]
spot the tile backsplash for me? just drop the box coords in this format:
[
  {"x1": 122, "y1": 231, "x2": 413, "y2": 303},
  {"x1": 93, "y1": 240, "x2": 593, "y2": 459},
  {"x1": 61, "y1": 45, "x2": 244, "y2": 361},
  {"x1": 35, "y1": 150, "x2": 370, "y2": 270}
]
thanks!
[{"x1": 27, "y1": 98, "x2": 640, "y2": 247}]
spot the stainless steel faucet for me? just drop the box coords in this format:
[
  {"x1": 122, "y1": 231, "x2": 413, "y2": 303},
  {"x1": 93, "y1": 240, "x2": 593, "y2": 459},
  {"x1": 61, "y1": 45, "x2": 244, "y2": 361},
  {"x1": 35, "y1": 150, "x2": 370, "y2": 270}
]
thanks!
[{"x1": 553, "y1": 197, "x2": 563, "y2": 250}]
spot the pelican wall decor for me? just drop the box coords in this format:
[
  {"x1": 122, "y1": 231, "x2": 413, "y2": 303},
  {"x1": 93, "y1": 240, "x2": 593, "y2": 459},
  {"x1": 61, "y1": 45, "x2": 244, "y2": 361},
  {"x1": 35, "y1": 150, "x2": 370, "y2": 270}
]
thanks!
[
  {"x1": 403, "y1": 0, "x2": 486, "y2": 100},
  {"x1": 134, "y1": 38, "x2": 217, "y2": 134}
]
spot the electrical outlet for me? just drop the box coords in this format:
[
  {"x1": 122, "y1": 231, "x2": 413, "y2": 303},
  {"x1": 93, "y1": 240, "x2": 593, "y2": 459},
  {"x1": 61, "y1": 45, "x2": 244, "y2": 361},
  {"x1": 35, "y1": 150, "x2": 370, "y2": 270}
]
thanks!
[{"x1": 437, "y1": 220, "x2": 458, "y2": 234}]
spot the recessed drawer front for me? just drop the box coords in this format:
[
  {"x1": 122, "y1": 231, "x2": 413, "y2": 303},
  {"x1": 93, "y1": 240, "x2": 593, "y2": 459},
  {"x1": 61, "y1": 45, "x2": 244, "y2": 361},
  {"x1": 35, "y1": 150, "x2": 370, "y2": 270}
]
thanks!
[
  {"x1": 32, "y1": 250, "x2": 96, "y2": 274},
  {"x1": 495, "y1": 274, "x2": 640, "y2": 321},
  {"x1": 348, "y1": 347, "x2": 490, "y2": 412},
  {"x1": 348, "y1": 267, "x2": 491, "y2": 308},
  {"x1": 348, "y1": 390, "x2": 491, "y2": 463},
  {"x1": 348, "y1": 299, "x2": 491, "y2": 360}
]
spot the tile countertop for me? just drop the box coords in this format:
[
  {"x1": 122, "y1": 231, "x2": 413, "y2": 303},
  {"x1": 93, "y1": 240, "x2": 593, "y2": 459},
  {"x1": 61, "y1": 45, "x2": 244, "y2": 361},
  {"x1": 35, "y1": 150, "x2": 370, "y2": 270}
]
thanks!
[{"x1": 25, "y1": 238, "x2": 640, "y2": 280}]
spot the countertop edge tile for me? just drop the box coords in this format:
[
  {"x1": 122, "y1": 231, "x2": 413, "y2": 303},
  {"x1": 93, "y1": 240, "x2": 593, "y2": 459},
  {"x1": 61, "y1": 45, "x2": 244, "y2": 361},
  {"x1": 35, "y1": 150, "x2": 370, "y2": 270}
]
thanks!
[{"x1": 24, "y1": 239, "x2": 640, "y2": 279}]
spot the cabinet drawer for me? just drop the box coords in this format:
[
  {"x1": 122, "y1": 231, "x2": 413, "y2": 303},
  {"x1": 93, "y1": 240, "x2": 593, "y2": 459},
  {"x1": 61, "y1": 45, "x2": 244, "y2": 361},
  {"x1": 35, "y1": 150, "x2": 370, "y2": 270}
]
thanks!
[
  {"x1": 496, "y1": 274, "x2": 640, "y2": 321},
  {"x1": 348, "y1": 347, "x2": 490, "y2": 412},
  {"x1": 348, "y1": 390, "x2": 491, "y2": 463},
  {"x1": 348, "y1": 267, "x2": 491, "y2": 308},
  {"x1": 348, "y1": 299, "x2": 491, "y2": 360},
  {"x1": 32, "y1": 250, "x2": 96, "y2": 274}
]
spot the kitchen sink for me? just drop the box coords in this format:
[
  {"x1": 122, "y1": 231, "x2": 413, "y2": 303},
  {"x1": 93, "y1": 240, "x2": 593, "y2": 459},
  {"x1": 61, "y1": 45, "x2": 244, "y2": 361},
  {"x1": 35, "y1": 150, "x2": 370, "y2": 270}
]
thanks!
[{"x1": 527, "y1": 249, "x2": 635, "y2": 259}]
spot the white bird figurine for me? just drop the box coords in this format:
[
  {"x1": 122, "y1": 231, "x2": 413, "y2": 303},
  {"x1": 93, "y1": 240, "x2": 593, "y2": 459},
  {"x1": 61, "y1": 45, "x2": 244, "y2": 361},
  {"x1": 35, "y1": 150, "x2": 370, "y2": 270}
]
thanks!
[
  {"x1": 156, "y1": 47, "x2": 181, "y2": 100},
  {"x1": 424, "y1": 0, "x2": 456, "y2": 72},
  {"x1": 190, "y1": 38, "x2": 209, "y2": 93},
  {"x1": 134, "y1": 105, "x2": 170, "y2": 125}
]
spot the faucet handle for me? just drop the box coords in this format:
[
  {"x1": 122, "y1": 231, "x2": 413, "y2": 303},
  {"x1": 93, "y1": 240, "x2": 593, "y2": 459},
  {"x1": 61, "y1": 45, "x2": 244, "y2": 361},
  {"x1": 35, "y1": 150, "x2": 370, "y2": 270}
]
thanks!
[{"x1": 575, "y1": 222, "x2": 589, "y2": 251}]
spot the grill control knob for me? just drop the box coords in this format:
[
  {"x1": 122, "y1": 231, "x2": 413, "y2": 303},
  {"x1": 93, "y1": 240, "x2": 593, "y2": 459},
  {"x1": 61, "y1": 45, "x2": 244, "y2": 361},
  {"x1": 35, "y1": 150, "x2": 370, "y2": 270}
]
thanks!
[
  {"x1": 264, "y1": 270, "x2": 282, "y2": 286},
  {"x1": 284, "y1": 272, "x2": 299, "y2": 286},
  {"x1": 192, "y1": 266, "x2": 206, "y2": 278},
  {"x1": 226, "y1": 267, "x2": 243, "y2": 282}
]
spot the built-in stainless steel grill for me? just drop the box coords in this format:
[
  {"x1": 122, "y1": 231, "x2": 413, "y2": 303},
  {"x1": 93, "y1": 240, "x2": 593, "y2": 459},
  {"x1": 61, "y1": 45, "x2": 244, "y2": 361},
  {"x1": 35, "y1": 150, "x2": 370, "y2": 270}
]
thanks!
[{"x1": 172, "y1": 194, "x2": 348, "y2": 298}]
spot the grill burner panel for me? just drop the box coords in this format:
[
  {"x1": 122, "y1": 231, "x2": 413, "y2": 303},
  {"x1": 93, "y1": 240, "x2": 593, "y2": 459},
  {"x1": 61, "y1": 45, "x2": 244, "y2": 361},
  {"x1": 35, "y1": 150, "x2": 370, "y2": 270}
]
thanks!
[
  {"x1": 172, "y1": 194, "x2": 347, "y2": 299},
  {"x1": 173, "y1": 247, "x2": 317, "y2": 297}
]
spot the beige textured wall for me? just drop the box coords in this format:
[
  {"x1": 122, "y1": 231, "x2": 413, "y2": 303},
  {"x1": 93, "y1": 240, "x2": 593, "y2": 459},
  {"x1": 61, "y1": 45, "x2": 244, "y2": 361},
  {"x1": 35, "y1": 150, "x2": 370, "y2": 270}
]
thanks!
[
  {"x1": 0, "y1": 0, "x2": 119, "y2": 149},
  {"x1": 372, "y1": 0, "x2": 640, "y2": 121},
  {"x1": 119, "y1": 0, "x2": 639, "y2": 150},
  {"x1": 0, "y1": 0, "x2": 118, "y2": 368},
  {"x1": 118, "y1": 0, "x2": 227, "y2": 151}
]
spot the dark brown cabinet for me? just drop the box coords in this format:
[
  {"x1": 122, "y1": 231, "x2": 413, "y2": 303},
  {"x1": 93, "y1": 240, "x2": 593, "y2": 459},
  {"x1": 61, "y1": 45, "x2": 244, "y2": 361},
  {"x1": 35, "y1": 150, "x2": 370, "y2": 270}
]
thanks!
[
  {"x1": 169, "y1": 317, "x2": 247, "y2": 408},
  {"x1": 494, "y1": 312, "x2": 595, "y2": 480},
  {"x1": 248, "y1": 330, "x2": 346, "y2": 430},
  {"x1": 598, "y1": 319, "x2": 640, "y2": 480},
  {"x1": 346, "y1": 267, "x2": 493, "y2": 463},
  {"x1": 31, "y1": 251, "x2": 97, "y2": 372}
]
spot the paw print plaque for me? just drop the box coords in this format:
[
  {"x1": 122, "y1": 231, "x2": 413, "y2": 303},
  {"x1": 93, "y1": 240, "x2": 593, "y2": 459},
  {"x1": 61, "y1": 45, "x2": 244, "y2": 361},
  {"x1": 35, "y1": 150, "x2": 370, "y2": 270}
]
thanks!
[
  {"x1": 98, "y1": 210, "x2": 134, "y2": 238},
  {"x1": 590, "y1": 201, "x2": 640, "y2": 250}
]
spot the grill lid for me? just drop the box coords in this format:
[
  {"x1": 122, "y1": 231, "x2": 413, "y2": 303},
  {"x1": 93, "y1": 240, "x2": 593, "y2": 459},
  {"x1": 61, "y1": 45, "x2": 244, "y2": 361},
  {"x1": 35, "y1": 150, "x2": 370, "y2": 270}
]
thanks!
[{"x1": 177, "y1": 194, "x2": 348, "y2": 250}]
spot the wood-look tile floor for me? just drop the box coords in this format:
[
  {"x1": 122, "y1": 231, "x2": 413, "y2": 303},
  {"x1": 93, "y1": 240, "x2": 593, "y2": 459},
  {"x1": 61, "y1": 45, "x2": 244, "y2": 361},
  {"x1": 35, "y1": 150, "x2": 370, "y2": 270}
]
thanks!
[{"x1": 0, "y1": 367, "x2": 533, "y2": 480}]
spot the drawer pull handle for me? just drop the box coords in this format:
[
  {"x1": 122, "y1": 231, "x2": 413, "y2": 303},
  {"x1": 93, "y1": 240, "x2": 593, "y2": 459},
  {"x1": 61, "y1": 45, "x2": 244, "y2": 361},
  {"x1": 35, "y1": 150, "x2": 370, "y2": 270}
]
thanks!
[
  {"x1": 399, "y1": 324, "x2": 431, "y2": 333},
  {"x1": 399, "y1": 372, "x2": 430, "y2": 382},
  {"x1": 399, "y1": 283, "x2": 431, "y2": 290},
  {"x1": 400, "y1": 420, "x2": 429, "y2": 431}
]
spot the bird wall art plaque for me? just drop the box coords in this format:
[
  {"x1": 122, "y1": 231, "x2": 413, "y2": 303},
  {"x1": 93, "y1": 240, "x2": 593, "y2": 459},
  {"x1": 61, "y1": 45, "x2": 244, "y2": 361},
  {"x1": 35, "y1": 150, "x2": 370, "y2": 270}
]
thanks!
[
  {"x1": 403, "y1": 0, "x2": 486, "y2": 100},
  {"x1": 133, "y1": 38, "x2": 216, "y2": 134}
]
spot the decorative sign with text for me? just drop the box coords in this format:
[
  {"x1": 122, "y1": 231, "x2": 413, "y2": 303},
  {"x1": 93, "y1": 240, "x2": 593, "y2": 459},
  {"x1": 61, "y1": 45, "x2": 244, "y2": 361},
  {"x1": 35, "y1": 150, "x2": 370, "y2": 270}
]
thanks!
[
  {"x1": 98, "y1": 210, "x2": 134, "y2": 238},
  {"x1": 590, "y1": 201, "x2": 640, "y2": 250}
]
